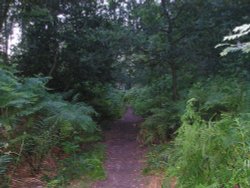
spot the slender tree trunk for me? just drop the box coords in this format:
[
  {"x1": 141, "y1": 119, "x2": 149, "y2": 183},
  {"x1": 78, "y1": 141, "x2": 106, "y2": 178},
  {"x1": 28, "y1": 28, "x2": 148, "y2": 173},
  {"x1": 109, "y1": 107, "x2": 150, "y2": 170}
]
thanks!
[
  {"x1": 0, "y1": 0, "x2": 13, "y2": 64},
  {"x1": 4, "y1": 19, "x2": 9, "y2": 55},
  {"x1": 161, "y1": 0, "x2": 179, "y2": 100},
  {"x1": 170, "y1": 63, "x2": 178, "y2": 101},
  {"x1": 48, "y1": 48, "x2": 59, "y2": 77},
  {"x1": 0, "y1": 0, "x2": 11, "y2": 32}
]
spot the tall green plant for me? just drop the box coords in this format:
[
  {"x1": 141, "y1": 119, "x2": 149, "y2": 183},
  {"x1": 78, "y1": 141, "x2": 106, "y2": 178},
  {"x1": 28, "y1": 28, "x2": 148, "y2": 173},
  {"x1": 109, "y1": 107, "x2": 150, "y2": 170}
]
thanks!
[
  {"x1": 167, "y1": 83, "x2": 250, "y2": 187},
  {"x1": 0, "y1": 65, "x2": 98, "y2": 175}
]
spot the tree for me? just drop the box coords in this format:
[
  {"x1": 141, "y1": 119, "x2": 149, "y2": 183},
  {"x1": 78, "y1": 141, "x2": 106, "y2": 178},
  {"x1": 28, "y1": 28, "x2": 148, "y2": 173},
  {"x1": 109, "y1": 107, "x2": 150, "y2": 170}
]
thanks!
[
  {"x1": 125, "y1": 0, "x2": 250, "y2": 100},
  {"x1": 0, "y1": 0, "x2": 14, "y2": 61}
]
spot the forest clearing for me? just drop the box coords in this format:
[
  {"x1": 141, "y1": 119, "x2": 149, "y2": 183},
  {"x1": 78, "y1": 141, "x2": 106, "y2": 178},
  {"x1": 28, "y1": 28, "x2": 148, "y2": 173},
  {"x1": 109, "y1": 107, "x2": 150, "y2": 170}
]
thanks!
[{"x1": 0, "y1": 0, "x2": 250, "y2": 188}]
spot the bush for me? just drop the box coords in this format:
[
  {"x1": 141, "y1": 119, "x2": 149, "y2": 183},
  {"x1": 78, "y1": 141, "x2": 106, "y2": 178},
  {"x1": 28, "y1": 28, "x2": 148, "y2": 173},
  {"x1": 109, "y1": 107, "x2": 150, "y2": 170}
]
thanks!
[
  {"x1": 125, "y1": 75, "x2": 185, "y2": 144},
  {"x1": 76, "y1": 82, "x2": 125, "y2": 121},
  {"x1": 188, "y1": 77, "x2": 245, "y2": 118},
  {"x1": 138, "y1": 106, "x2": 182, "y2": 144},
  {"x1": 143, "y1": 144, "x2": 169, "y2": 174},
  {"x1": 47, "y1": 144, "x2": 106, "y2": 187},
  {"x1": 166, "y1": 78, "x2": 250, "y2": 187},
  {"x1": 0, "y1": 142, "x2": 12, "y2": 186},
  {"x1": 0, "y1": 65, "x2": 98, "y2": 178}
]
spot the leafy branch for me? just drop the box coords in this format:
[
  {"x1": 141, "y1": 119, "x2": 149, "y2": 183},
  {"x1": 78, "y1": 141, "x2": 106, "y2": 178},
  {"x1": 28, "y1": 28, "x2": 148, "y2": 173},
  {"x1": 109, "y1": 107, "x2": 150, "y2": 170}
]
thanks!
[{"x1": 216, "y1": 24, "x2": 250, "y2": 56}]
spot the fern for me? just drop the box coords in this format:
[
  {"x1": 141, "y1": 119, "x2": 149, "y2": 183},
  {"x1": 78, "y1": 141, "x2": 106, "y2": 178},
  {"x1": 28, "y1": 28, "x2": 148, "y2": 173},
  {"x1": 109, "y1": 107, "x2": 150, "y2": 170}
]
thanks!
[
  {"x1": 188, "y1": 77, "x2": 244, "y2": 119},
  {"x1": 138, "y1": 107, "x2": 180, "y2": 144},
  {"x1": 0, "y1": 143, "x2": 12, "y2": 176},
  {"x1": 0, "y1": 65, "x2": 98, "y2": 176},
  {"x1": 126, "y1": 75, "x2": 184, "y2": 145},
  {"x1": 167, "y1": 88, "x2": 250, "y2": 187},
  {"x1": 42, "y1": 99, "x2": 97, "y2": 132}
]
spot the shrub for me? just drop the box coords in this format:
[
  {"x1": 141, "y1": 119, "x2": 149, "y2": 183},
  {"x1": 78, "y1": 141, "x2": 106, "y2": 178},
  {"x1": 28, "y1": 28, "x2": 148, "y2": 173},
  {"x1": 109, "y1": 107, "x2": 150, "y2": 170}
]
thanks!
[
  {"x1": 138, "y1": 106, "x2": 182, "y2": 144},
  {"x1": 77, "y1": 82, "x2": 125, "y2": 121},
  {"x1": 0, "y1": 65, "x2": 98, "y2": 178},
  {"x1": 47, "y1": 144, "x2": 106, "y2": 187},
  {"x1": 125, "y1": 75, "x2": 185, "y2": 144},
  {"x1": 167, "y1": 79, "x2": 250, "y2": 187},
  {"x1": 0, "y1": 142, "x2": 12, "y2": 185},
  {"x1": 143, "y1": 144, "x2": 169, "y2": 174}
]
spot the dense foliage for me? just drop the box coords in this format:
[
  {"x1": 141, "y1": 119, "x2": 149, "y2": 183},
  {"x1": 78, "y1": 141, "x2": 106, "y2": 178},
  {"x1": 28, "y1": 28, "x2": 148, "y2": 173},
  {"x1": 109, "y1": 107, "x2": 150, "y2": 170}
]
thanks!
[
  {"x1": 166, "y1": 78, "x2": 250, "y2": 187},
  {"x1": 1, "y1": 0, "x2": 250, "y2": 187},
  {"x1": 125, "y1": 75, "x2": 184, "y2": 144},
  {"x1": 0, "y1": 63, "x2": 100, "y2": 183}
]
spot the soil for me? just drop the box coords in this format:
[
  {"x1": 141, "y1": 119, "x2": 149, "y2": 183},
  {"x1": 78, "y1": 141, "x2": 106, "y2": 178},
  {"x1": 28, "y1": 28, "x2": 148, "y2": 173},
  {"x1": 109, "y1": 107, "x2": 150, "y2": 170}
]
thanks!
[
  {"x1": 92, "y1": 107, "x2": 161, "y2": 188},
  {"x1": 9, "y1": 156, "x2": 56, "y2": 188}
]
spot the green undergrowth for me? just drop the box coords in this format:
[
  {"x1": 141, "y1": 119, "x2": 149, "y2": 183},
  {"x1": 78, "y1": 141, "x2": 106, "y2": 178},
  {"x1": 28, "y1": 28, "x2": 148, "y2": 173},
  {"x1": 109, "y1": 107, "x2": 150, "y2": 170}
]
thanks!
[
  {"x1": 143, "y1": 144, "x2": 169, "y2": 175},
  {"x1": 46, "y1": 144, "x2": 106, "y2": 188},
  {"x1": 83, "y1": 83, "x2": 125, "y2": 121},
  {"x1": 130, "y1": 76, "x2": 250, "y2": 187},
  {"x1": 166, "y1": 96, "x2": 250, "y2": 187},
  {"x1": 125, "y1": 75, "x2": 185, "y2": 145},
  {"x1": 0, "y1": 64, "x2": 105, "y2": 187}
]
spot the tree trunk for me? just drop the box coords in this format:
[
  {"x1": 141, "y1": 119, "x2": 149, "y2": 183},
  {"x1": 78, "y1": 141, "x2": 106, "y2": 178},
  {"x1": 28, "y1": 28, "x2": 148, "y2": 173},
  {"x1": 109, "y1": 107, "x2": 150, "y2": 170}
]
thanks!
[
  {"x1": 0, "y1": 0, "x2": 12, "y2": 31},
  {"x1": 4, "y1": 18, "x2": 9, "y2": 55},
  {"x1": 0, "y1": 0, "x2": 12, "y2": 64},
  {"x1": 161, "y1": 0, "x2": 179, "y2": 101},
  {"x1": 48, "y1": 48, "x2": 59, "y2": 77},
  {"x1": 170, "y1": 63, "x2": 178, "y2": 101}
]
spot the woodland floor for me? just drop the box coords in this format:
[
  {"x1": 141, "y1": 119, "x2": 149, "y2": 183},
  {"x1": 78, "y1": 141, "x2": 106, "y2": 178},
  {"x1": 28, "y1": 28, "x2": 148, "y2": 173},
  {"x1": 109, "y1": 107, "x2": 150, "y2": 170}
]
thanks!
[{"x1": 92, "y1": 107, "x2": 162, "y2": 188}]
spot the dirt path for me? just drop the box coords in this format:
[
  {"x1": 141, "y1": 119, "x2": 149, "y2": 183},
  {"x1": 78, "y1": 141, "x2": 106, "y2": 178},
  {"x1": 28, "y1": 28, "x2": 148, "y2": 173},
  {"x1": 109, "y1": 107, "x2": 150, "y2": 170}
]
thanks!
[{"x1": 92, "y1": 107, "x2": 155, "y2": 188}]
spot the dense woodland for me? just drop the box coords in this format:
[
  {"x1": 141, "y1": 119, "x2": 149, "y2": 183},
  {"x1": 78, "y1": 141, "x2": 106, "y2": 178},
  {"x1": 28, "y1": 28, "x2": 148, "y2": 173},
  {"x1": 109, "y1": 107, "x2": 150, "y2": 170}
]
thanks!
[{"x1": 0, "y1": 0, "x2": 250, "y2": 187}]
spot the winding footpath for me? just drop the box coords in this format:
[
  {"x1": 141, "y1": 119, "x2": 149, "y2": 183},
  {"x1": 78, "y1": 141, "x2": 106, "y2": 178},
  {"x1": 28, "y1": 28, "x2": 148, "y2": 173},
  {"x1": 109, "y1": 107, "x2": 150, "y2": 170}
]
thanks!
[{"x1": 92, "y1": 107, "x2": 159, "y2": 188}]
